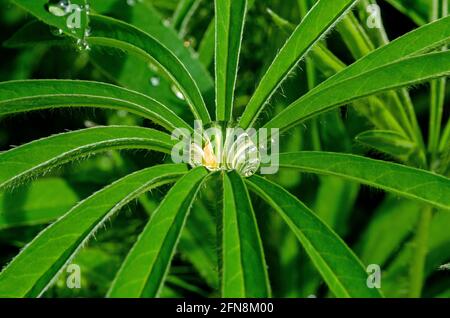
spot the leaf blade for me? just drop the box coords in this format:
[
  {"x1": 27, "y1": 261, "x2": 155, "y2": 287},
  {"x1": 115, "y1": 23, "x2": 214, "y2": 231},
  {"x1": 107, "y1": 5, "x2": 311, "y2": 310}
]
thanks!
[
  {"x1": 215, "y1": 0, "x2": 247, "y2": 121},
  {"x1": 221, "y1": 171, "x2": 271, "y2": 297},
  {"x1": 0, "y1": 126, "x2": 176, "y2": 190},
  {"x1": 239, "y1": 0, "x2": 358, "y2": 128},
  {"x1": 246, "y1": 175, "x2": 382, "y2": 298},
  {"x1": 0, "y1": 80, "x2": 191, "y2": 132},
  {"x1": 266, "y1": 51, "x2": 450, "y2": 131},
  {"x1": 0, "y1": 164, "x2": 189, "y2": 297},
  {"x1": 107, "y1": 167, "x2": 208, "y2": 297},
  {"x1": 278, "y1": 152, "x2": 450, "y2": 211}
]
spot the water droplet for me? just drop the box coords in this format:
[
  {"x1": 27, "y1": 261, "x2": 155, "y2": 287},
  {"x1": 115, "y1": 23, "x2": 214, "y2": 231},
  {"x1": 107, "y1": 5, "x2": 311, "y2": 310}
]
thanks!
[
  {"x1": 150, "y1": 77, "x2": 160, "y2": 87},
  {"x1": 127, "y1": 0, "x2": 136, "y2": 6},
  {"x1": 186, "y1": 122, "x2": 260, "y2": 177},
  {"x1": 148, "y1": 62, "x2": 159, "y2": 72},
  {"x1": 117, "y1": 110, "x2": 128, "y2": 118},
  {"x1": 163, "y1": 19, "x2": 171, "y2": 27},
  {"x1": 84, "y1": 27, "x2": 91, "y2": 37},
  {"x1": 76, "y1": 38, "x2": 90, "y2": 51},
  {"x1": 45, "y1": 0, "x2": 71, "y2": 17},
  {"x1": 150, "y1": 76, "x2": 161, "y2": 86},
  {"x1": 171, "y1": 85, "x2": 185, "y2": 100},
  {"x1": 50, "y1": 27, "x2": 64, "y2": 36}
]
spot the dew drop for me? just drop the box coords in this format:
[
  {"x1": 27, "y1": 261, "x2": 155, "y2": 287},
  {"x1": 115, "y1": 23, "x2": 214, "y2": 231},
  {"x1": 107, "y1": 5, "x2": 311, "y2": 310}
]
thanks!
[
  {"x1": 148, "y1": 62, "x2": 159, "y2": 72},
  {"x1": 45, "y1": 0, "x2": 71, "y2": 17},
  {"x1": 117, "y1": 110, "x2": 128, "y2": 118},
  {"x1": 76, "y1": 38, "x2": 90, "y2": 51},
  {"x1": 171, "y1": 85, "x2": 185, "y2": 100},
  {"x1": 183, "y1": 40, "x2": 191, "y2": 48},
  {"x1": 84, "y1": 27, "x2": 91, "y2": 37},
  {"x1": 150, "y1": 77, "x2": 160, "y2": 87}
]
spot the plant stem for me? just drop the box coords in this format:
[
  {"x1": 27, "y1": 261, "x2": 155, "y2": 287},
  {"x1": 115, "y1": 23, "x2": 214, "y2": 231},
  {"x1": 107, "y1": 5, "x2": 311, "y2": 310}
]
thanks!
[{"x1": 408, "y1": 206, "x2": 433, "y2": 298}]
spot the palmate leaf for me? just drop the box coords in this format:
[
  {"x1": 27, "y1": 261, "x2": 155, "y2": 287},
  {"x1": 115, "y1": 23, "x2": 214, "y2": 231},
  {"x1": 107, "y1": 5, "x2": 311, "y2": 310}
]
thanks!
[
  {"x1": 9, "y1": 0, "x2": 211, "y2": 123},
  {"x1": 107, "y1": 167, "x2": 208, "y2": 297},
  {"x1": 0, "y1": 80, "x2": 191, "y2": 132},
  {"x1": 0, "y1": 126, "x2": 176, "y2": 190},
  {"x1": 266, "y1": 51, "x2": 450, "y2": 131},
  {"x1": 0, "y1": 164, "x2": 188, "y2": 297},
  {"x1": 246, "y1": 175, "x2": 382, "y2": 298},
  {"x1": 221, "y1": 171, "x2": 271, "y2": 297},
  {"x1": 277, "y1": 152, "x2": 450, "y2": 211},
  {"x1": 0, "y1": 178, "x2": 78, "y2": 230},
  {"x1": 239, "y1": 0, "x2": 358, "y2": 128},
  {"x1": 214, "y1": 0, "x2": 247, "y2": 121}
]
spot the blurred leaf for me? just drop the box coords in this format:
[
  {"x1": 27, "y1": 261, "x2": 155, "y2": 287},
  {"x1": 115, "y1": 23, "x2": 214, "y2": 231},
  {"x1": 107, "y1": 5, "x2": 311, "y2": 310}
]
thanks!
[{"x1": 0, "y1": 178, "x2": 78, "y2": 230}]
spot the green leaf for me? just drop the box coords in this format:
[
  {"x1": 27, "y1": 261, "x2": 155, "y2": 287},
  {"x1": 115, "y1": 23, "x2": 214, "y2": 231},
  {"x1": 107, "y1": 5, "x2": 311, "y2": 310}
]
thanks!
[
  {"x1": 355, "y1": 196, "x2": 420, "y2": 267},
  {"x1": 0, "y1": 178, "x2": 78, "y2": 230},
  {"x1": 0, "y1": 164, "x2": 188, "y2": 297},
  {"x1": 107, "y1": 167, "x2": 208, "y2": 297},
  {"x1": 0, "y1": 126, "x2": 176, "y2": 190},
  {"x1": 314, "y1": 176, "x2": 359, "y2": 237},
  {"x1": 336, "y1": 12, "x2": 374, "y2": 59},
  {"x1": 0, "y1": 80, "x2": 191, "y2": 132},
  {"x1": 264, "y1": 15, "x2": 450, "y2": 132},
  {"x1": 178, "y1": 200, "x2": 218, "y2": 289},
  {"x1": 215, "y1": 0, "x2": 247, "y2": 121},
  {"x1": 303, "y1": 16, "x2": 450, "y2": 93},
  {"x1": 428, "y1": 0, "x2": 448, "y2": 162},
  {"x1": 198, "y1": 18, "x2": 215, "y2": 68},
  {"x1": 266, "y1": 7, "x2": 423, "y2": 146},
  {"x1": 11, "y1": 0, "x2": 89, "y2": 40},
  {"x1": 277, "y1": 152, "x2": 450, "y2": 211},
  {"x1": 6, "y1": 2, "x2": 214, "y2": 107},
  {"x1": 246, "y1": 175, "x2": 382, "y2": 298},
  {"x1": 385, "y1": 0, "x2": 430, "y2": 26},
  {"x1": 172, "y1": 0, "x2": 203, "y2": 37},
  {"x1": 266, "y1": 51, "x2": 450, "y2": 131},
  {"x1": 221, "y1": 171, "x2": 271, "y2": 297},
  {"x1": 239, "y1": 0, "x2": 358, "y2": 128},
  {"x1": 9, "y1": 0, "x2": 211, "y2": 122},
  {"x1": 91, "y1": 0, "x2": 213, "y2": 107},
  {"x1": 356, "y1": 130, "x2": 416, "y2": 160},
  {"x1": 87, "y1": 14, "x2": 211, "y2": 123}
]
